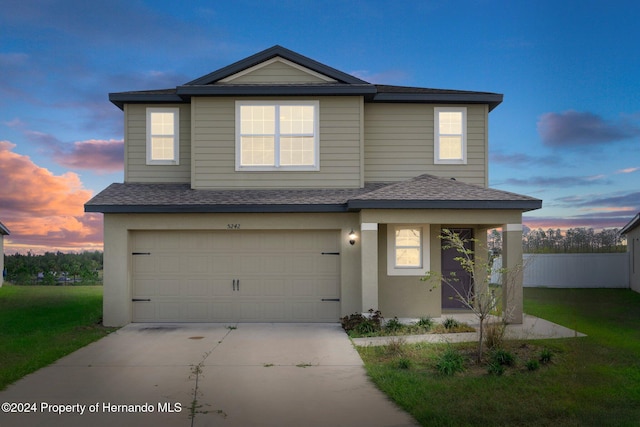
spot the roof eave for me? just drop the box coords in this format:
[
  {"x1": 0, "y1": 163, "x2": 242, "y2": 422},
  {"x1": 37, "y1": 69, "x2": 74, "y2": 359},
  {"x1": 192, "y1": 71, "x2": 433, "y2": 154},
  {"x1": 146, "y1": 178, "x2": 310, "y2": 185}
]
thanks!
[
  {"x1": 108, "y1": 92, "x2": 185, "y2": 110},
  {"x1": 176, "y1": 84, "x2": 377, "y2": 96},
  {"x1": 84, "y1": 204, "x2": 348, "y2": 214},
  {"x1": 347, "y1": 199, "x2": 542, "y2": 211},
  {"x1": 620, "y1": 213, "x2": 640, "y2": 235},
  {"x1": 372, "y1": 92, "x2": 504, "y2": 111}
]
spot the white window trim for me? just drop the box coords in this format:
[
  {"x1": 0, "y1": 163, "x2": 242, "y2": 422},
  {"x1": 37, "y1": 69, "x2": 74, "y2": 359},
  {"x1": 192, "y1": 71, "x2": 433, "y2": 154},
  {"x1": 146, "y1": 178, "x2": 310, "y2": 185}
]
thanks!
[
  {"x1": 434, "y1": 107, "x2": 467, "y2": 165},
  {"x1": 146, "y1": 107, "x2": 179, "y2": 165},
  {"x1": 235, "y1": 100, "x2": 320, "y2": 172},
  {"x1": 387, "y1": 225, "x2": 430, "y2": 276}
]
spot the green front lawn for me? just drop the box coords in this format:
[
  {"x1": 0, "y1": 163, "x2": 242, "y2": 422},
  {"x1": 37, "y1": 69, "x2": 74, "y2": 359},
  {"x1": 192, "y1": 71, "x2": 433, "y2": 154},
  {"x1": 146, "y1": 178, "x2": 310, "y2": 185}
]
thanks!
[
  {"x1": 0, "y1": 284, "x2": 116, "y2": 390},
  {"x1": 357, "y1": 288, "x2": 640, "y2": 427}
]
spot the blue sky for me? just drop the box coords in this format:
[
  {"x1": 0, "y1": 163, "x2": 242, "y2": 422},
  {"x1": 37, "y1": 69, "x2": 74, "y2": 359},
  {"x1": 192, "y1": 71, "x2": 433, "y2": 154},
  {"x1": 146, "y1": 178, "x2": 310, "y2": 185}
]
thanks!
[{"x1": 1, "y1": 0, "x2": 639, "y2": 252}]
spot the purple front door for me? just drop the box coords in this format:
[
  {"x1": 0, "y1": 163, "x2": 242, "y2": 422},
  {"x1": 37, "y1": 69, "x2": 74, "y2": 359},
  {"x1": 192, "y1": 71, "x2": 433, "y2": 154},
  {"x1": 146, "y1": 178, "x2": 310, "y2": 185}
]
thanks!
[{"x1": 441, "y1": 228, "x2": 474, "y2": 310}]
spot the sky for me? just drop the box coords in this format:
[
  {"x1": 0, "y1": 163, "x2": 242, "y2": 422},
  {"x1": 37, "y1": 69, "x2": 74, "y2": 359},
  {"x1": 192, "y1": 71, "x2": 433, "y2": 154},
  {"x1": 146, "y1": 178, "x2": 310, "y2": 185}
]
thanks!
[{"x1": 1, "y1": 0, "x2": 639, "y2": 253}]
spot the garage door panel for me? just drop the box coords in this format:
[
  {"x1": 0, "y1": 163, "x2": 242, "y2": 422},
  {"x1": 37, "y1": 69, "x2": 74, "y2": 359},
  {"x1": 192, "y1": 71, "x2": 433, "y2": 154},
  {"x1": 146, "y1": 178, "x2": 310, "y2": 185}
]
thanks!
[
  {"x1": 157, "y1": 256, "x2": 179, "y2": 274},
  {"x1": 184, "y1": 278, "x2": 211, "y2": 297},
  {"x1": 182, "y1": 255, "x2": 210, "y2": 274},
  {"x1": 238, "y1": 278, "x2": 262, "y2": 296},
  {"x1": 211, "y1": 278, "x2": 234, "y2": 296},
  {"x1": 132, "y1": 230, "x2": 340, "y2": 322}
]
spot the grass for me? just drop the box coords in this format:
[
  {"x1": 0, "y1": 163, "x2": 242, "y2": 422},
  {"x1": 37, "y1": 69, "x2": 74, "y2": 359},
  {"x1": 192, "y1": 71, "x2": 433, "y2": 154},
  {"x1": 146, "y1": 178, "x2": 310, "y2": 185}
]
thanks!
[
  {"x1": 0, "y1": 284, "x2": 116, "y2": 390},
  {"x1": 357, "y1": 288, "x2": 640, "y2": 426}
]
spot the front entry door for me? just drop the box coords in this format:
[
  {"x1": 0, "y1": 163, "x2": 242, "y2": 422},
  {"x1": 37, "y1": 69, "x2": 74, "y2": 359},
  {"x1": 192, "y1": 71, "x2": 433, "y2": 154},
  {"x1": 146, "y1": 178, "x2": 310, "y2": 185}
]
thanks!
[{"x1": 441, "y1": 228, "x2": 474, "y2": 310}]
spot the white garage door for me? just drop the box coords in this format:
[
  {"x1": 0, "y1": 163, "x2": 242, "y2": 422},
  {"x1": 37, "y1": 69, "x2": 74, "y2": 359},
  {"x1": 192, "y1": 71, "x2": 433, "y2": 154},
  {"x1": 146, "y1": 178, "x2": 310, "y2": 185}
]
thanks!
[{"x1": 131, "y1": 230, "x2": 341, "y2": 322}]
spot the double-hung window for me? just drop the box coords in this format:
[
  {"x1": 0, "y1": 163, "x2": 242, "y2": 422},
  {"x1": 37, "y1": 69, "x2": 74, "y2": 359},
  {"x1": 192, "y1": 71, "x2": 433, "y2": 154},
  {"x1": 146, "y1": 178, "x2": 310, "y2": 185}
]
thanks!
[
  {"x1": 236, "y1": 101, "x2": 319, "y2": 171},
  {"x1": 434, "y1": 107, "x2": 467, "y2": 164},
  {"x1": 146, "y1": 108, "x2": 179, "y2": 165},
  {"x1": 387, "y1": 225, "x2": 430, "y2": 276}
]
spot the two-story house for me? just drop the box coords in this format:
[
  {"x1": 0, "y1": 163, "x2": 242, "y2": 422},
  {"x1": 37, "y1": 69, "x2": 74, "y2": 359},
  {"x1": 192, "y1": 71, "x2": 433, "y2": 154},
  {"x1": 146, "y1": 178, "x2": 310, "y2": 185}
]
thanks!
[{"x1": 86, "y1": 46, "x2": 541, "y2": 327}]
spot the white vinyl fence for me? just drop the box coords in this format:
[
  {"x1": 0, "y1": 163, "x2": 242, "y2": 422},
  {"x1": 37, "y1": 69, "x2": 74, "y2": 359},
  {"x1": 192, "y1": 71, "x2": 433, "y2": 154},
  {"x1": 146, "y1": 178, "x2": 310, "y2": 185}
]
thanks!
[{"x1": 492, "y1": 253, "x2": 630, "y2": 288}]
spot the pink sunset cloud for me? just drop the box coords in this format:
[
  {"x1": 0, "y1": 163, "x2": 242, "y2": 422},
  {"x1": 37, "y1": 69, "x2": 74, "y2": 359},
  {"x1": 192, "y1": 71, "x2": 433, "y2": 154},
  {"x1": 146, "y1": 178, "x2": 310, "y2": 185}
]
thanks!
[{"x1": 0, "y1": 140, "x2": 103, "y2": 253}]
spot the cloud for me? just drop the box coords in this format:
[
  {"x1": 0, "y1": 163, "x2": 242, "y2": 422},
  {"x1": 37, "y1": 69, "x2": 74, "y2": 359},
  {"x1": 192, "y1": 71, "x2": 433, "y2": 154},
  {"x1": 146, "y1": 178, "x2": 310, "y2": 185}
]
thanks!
[
  {"x1": 615, "y1": 167, "x2": 639, "y2": 174},
  {"x1": 537, "y1": 110, "x2": 640, "y2": 147},
  {"x1": 0, "y1": 140, "x2": 103, "y2": 253},
  {"x1": 504, "y1": 174, "x2": 610, "y2": 187},
  {"x1": 24, "y1": 130, "x2": 123, "y2": 173},
  {"x1": 572, "y1": 191, "x2": 640, "y2": 209},
  {"x1": 523, "y1": 214, "x2": 633, "y2": 231},
  {"x1": 490, "y1": 152, "x2": 564, "y2": 167}
]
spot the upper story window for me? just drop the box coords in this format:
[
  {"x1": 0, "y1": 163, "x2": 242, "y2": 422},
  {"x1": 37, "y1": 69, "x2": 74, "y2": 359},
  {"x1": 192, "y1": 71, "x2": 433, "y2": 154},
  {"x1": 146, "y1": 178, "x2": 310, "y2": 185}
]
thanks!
[
  {"x1": 146, "y1": 108, "x2": 179, "y2": 165},
  {"x1": 236, "y1": 101, "x2": 319, "y2": 171},
  {"x1": 434, "y1": 107, "x2": 467, "y2": 164},
  {"x1": 387, "y1": 225, "x2": 430, "y2": 276}
]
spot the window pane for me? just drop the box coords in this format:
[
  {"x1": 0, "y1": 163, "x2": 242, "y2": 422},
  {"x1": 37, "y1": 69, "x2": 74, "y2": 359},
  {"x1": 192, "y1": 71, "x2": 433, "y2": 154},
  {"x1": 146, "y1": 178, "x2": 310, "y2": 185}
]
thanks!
[
  {"x1": 241, "y1": 136, "x2": 275, "y2": 166},
  {"x1": 280, "y1": 105, "x2": 314, "y2": 135},
  {"x1": 280, "y1": 136, "x2": 314, "y2": 166},
  {"x1": 396, "y1": 228, "x2": 421, "y2": 246},
  {"x1": 241, "y1": 106, "x2": 275, "y2": 134},
  {"x1": 439, "y1": 111, "x2": 462, "y2": 134},
  {"x1": 151, "y1": 112, "x2": 174, "y2": 135},
  {"x1": 396, "y1": 248, "x2": 421, "y2": 267},
  {"x1": 439, "y1": 136, "x2": 462, "y2": 159},
  {"x1": 151, "y1": 136, "x2": 174, "y2": 160}
]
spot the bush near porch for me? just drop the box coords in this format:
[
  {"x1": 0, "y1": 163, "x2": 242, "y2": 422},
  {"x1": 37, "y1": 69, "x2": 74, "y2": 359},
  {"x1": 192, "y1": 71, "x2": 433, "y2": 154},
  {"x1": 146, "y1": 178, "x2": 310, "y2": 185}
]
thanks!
[{"x1": 357, "y1": 288, "x2": 640, "y2": 426}]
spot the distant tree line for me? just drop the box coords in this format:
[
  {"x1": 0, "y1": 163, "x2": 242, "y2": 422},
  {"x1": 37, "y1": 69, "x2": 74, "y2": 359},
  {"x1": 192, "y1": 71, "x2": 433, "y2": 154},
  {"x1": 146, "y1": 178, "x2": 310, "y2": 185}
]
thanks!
[
  {"x1": 523, "y1": 227, "x2": 625, "y2": 253},
  {"x1": 488, "y1": 227, "x2": 626, "y2": 254},
  {"x1": 4, "y1": 251, "x2": 103, "y2": 285}
]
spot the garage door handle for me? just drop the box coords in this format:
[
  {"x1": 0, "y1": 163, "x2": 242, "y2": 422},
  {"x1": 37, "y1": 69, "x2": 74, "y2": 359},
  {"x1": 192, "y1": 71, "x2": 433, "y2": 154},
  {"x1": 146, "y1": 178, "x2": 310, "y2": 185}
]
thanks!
[
  {"x1": 237, "y1": 280, "x2": 240, "y2": 291},
  {"x1": 321, "y1": 298, "x2": 340, "y2": 302},
  {"x1": 132, "y1": 298, "x2": 151, "y2": 302},
  {"x1": 232, "y1": 279, "x2": 236, "y2": 291}
]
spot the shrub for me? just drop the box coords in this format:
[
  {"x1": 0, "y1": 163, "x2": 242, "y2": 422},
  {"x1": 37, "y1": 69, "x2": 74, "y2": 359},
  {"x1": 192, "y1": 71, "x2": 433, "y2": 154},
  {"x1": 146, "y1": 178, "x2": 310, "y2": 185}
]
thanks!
[
  {"x1": 396, "y1": 357, "x2": 412, "y2": 370},
  {"x1": 416, "y1": 316, "x2": 434, "y2": 329},
  {"x1": 484, "y1": 321, "x2": 506, "y2": 350},
  {"x1": 341, "y1": 309, "x2": 383, "y2": 336},
  {"x1": 539, "y1": 348, "x2": 553, "y2": 364},
  {"x1": 487, "y1": 361, "x2": 505, "y2": 376},
  {"x1": 435, "y1": 347, "x2": 466, "y2": 376},
  {"x1": 490, "y1": 348, "x2": 515, "y2": 366},
  {"x1": 385, "y1": 317, "x2": 403, "y2": 332},
  {"x1": 526, "y1": 359, "x2": 540, "y2": 371},
  {"x1": 442, "y1": 317, "x2": 461, "y2": 330},
  {"x1": 385, "y1": 337, "x2": 407, "y2": 357}
]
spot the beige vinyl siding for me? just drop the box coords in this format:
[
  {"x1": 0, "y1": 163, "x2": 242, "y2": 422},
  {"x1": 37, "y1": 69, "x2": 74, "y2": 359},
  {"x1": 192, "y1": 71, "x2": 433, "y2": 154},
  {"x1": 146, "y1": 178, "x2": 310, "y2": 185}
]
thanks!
[
  {"x1": 124, "y1": 104, "x2": 191, "y2": 183},
  {"x1": 223, "y1": 60, "x2": 330, "y2": 84},
  {"x1": 364, "y1": 104, "x2": 488, "y2": 186},
  {"x1": 191, "y1": 96, "x2": 362, "y2": 189}
]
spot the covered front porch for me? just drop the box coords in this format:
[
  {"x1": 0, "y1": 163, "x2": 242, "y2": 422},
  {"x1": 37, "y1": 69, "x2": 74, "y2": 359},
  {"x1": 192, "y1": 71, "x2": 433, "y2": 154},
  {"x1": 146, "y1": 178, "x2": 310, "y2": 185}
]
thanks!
[{"x1": 357, "y1": 209, "x2": 526, "y2": 323}]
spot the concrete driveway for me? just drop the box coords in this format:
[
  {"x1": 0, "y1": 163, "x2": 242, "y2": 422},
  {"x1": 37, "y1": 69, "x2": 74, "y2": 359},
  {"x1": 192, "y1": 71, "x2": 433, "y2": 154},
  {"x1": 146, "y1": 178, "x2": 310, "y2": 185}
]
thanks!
[{"x1": 0, "y1": 323, "x2": 418, "y2": 427}]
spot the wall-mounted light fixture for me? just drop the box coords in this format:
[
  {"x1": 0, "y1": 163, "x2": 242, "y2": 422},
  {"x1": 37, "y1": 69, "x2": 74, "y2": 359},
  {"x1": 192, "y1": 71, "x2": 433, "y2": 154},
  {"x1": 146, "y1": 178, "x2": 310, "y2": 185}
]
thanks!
[{"x1": 349, "y1": 229, "x2": 357, "y2": 245}]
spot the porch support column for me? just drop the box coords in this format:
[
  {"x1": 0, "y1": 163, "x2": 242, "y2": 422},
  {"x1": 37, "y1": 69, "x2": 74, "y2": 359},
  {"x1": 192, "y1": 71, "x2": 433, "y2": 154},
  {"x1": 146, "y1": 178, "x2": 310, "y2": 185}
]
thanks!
[
  {"x1": 360, "y1": 223, "x2": 379, "y2": 312},
  {"x1": 502, "y1": 224, "x2": 524, "y2": 324}
]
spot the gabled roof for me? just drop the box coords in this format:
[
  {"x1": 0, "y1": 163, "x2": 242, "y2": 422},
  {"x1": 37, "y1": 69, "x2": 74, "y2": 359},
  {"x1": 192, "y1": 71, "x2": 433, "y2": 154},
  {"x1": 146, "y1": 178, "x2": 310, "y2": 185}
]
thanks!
[
  {"x1": 109, "y1": 46, "x2": 503, "y2": 111},
  {"x1": 620, "y1": 212, "x2": 640, "y2": 235},
  {"x1": 0, "y1": 221, "x2": 9, "y2": 235},
  {"x1": 85, "y1": 174, "x2": 541, "y2": 214},
  {"x1": 185, "y1": 45, "x2": 370, "y2": 86}
]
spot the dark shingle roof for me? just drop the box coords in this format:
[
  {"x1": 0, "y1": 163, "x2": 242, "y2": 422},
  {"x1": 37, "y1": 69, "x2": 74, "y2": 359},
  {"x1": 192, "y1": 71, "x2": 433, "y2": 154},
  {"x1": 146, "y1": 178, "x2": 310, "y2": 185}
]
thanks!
[
  {"x1": 108, "y1": 46, "x2": 503, "y2": 111},
  {"x1": 0, "y1": 221, "x2": 9, "y2": 235},
  {"x1": 85, "y1": 174, "x2": 541, "y2": 213}
]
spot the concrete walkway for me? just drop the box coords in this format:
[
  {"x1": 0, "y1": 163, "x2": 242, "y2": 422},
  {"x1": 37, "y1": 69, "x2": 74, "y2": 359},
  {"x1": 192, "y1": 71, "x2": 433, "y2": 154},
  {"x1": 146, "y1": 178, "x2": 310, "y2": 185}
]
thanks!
[{"x1": 0, "y1": 323, "x2": 418, "y2": 427}]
